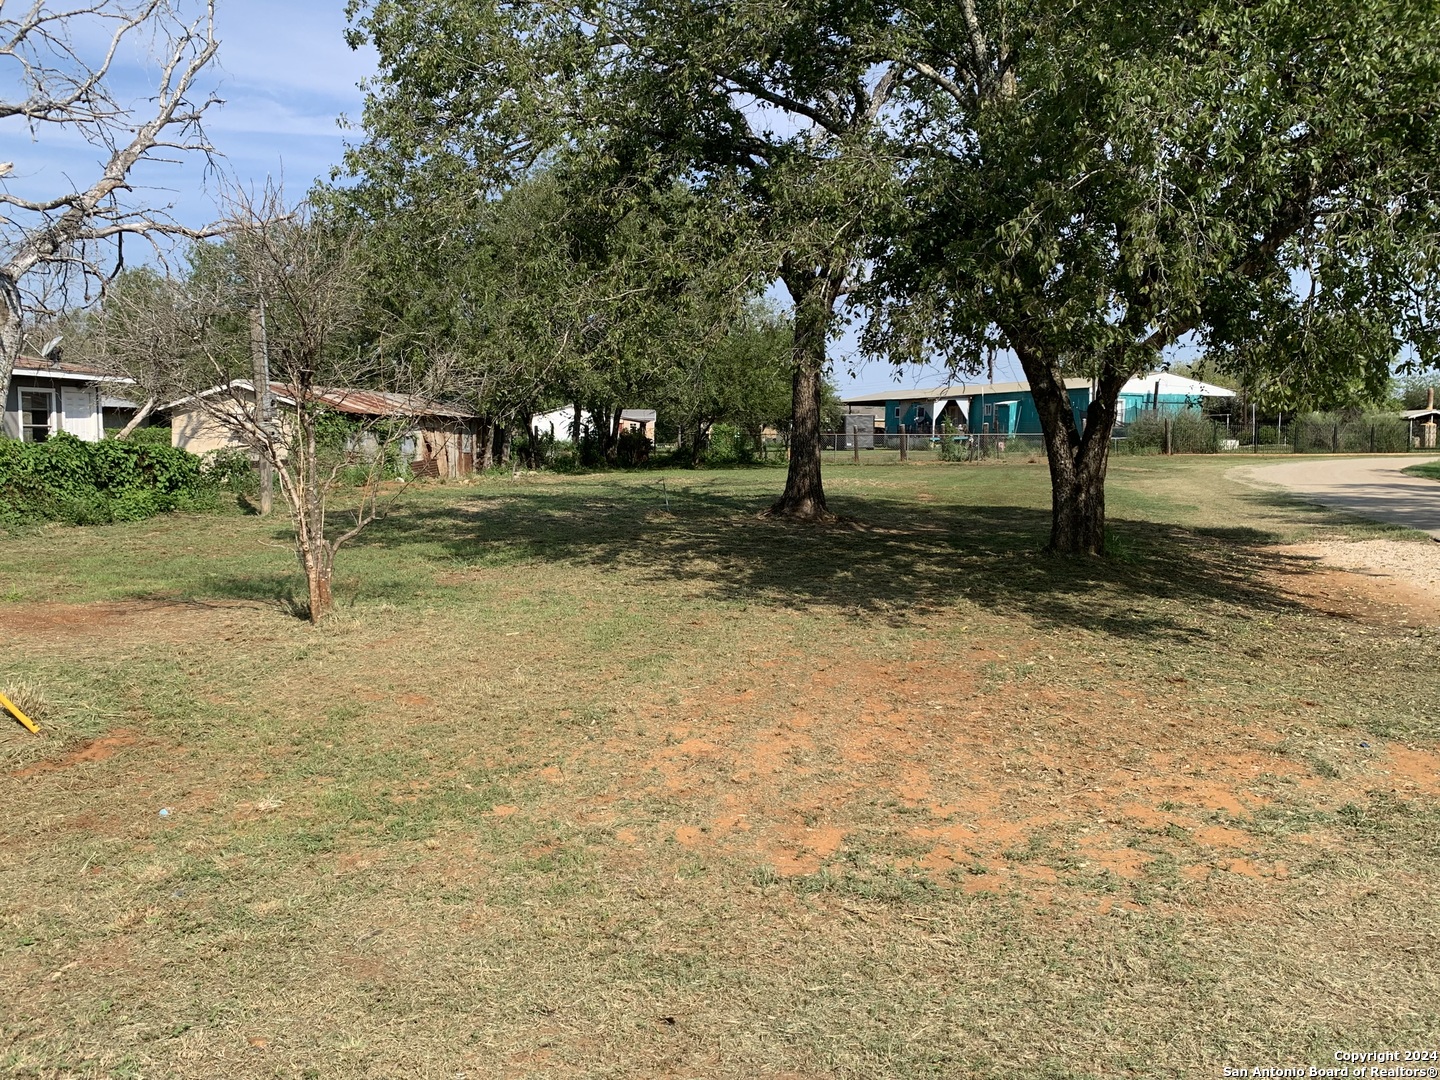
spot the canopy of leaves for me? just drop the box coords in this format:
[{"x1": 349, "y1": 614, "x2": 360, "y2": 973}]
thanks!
[{"x1": 862, "y1": 0, "x2": 1440, "y2": 409}]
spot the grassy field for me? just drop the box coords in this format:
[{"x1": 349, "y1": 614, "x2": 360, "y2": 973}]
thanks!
[
  {"x1": 2, "y1": 455, "x2": 1438, "y2": 1079},
  {"x1": 1403, "y1": 459, "x2": 1440, "y2": 482}
]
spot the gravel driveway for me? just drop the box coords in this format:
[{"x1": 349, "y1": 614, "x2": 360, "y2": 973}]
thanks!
[
  {"x1": 1237, "y1": 455, "x2": 1440, "y2": 606},
  {"x1": 1237, "y1": 455, "x2": 1440, "y2": 539}
]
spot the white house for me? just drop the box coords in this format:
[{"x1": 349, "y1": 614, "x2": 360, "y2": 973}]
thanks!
[
  {"x1": 533, "y1": 405, "x2": 657, "y2": 443},
  {"x1": 2, "y1": 357, "x2": 143, "y2": 443}
]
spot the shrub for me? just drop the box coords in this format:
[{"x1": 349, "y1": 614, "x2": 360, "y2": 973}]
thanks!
[
  {"x1": 616, "y1": 427, "x2": 653, "y2": 466},
  {"x1": 117, "y1": 425, "x2": 174, "y2": 448},
  {"x1": 937, "y1": 421, "x2": 965, "y2": 461},
  {"x1": 202, "y1": 447, "x2": 259, "y2": 494},
  {"x1": 703, "y1": 423, "x2": 754, "y2": 465},
  {"x1": 0, "y1": 432, "x2": 220, "y2": 527},
  {"x1": 1115, "y1": 411, "x2": 1220, "y2": 454}
]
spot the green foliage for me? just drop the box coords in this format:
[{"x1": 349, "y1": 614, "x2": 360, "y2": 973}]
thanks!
[
  {"x1": 937, "y1": 421, "x2": 965, "y2": 462},
  {"x1": 1116, "y1": 413, "x2": 1222, "y2": 455},
  {"x1": 0, "y1": 433, "x2": 219, "y2": 527},
  {"x1": 345, "y1": 0, "x2": 905, "y2": 510},
  {"x1": 654, "y1": 304, "x2": 796, "y2": 453},
  {"x1": 202, "y1": 447, "x2": 259, "y2": 495},
  {"x1": 702, "y1": 423, "x2": 755, "y2": 467},
  {"x1": 1289, "y1": 413, "x2": 1411, "y2": 454},
  {"x1": 116, "y1": 425, "x2": 174, "y2": 448},
  {"x1": 867, "y1": 0, "x2": 1440, "y2": 401},
  {"x1": 615, "y1": 428, "x2": 652, "y2": 467},
  {"x1": 1393, "y1": 373, "x2": 1440, "y2": 412}
]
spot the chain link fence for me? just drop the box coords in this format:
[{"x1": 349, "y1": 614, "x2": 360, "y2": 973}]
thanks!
[{"x1": 817, "y1": 412, "x2": 1437, "y2": 462}]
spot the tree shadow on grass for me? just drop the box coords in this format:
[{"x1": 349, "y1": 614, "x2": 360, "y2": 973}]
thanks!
[
  {"x1": 1224, "y1": 485, "x2": 1431, "y2": 539},
  {"x1": 335, "y1": 482, "x2": 1336, "y2": 642}
]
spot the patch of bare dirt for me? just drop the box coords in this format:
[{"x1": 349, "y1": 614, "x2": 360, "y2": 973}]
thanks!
[
  {"x1": 601, "y1": 638, "x2": 1440, "y2": 910},
  {"x1": 0, "y1": 599, "x2": 277, "y2": 647},
  {"x1": 1272, "y1": 540, "x2": 1440, "y2": 624},
  {"x1": 11, "y1": 730, "x2": 139, "y2": 778}
]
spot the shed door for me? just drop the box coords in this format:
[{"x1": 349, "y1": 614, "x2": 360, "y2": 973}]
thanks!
[{"x1": 60, "y1": 386, "x2": 99, "y2": 441}]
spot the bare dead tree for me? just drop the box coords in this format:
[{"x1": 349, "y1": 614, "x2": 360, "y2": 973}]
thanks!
[
  {"x1": 83, "y1": 189, "x2": 451, "y2": 623},
  {"x1": 0, "y1": 0, "x2": 221, "y2": 403}
]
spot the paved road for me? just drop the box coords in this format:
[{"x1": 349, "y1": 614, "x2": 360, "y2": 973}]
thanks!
[{"x1": 1239, "y1": 456, "x2": 1440, "y2": 539}]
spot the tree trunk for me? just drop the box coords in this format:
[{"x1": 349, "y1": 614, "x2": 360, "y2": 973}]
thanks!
[
  {"x1": 477, "y1": 417, "x2": 495, "y2": 471},
  {"x1": 305, "y1": 545, "x2": 334, "y2": 624},
  {"x1": 688, "y1": 420, "x2": 707, "y2": 466},
  {"x1": 115, "y1": 396, "x2": 158, "y2": 440},
  {"x1": 524, "y1": 422, "x2": 542, "y2": 469},
  {"x1": 0, "y1": 297, "x2": 22, "y2": 407},
  {"x1": 769, "y1": 264, "x2": 840, "y2": 520},
  {"x1": 1045, "y1": 431, "x2": 1112, "y2": 556},
  {"x1": 1016, "y1": 344, "x2": 1127, "y2": 555},
  {"x1": 603, "y1": 406, "x2": 623, "y2": 465}
]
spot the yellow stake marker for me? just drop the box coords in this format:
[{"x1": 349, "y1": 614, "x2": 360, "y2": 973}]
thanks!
[{"x1": 0, "y1": 692, "x2": 40, "y2": 735}]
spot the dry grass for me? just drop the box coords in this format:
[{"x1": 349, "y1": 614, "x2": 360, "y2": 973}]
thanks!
[{"x1": 2, "y1": 456, "x2": 1438, "y2": 1078}]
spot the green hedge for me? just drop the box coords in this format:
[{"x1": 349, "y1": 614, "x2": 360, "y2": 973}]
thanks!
[{"x1": 0, "y1": 432, "x2": 222, "y2": 526}]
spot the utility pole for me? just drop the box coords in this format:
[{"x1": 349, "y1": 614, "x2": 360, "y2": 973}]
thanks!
[{"x1": 249, "y1": 302, "x2": 274, "y2": 516}]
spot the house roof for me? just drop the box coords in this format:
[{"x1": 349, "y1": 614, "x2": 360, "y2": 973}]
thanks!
[
  {"x1": 843, "y1": 371, "x2": 1237, "y2": 405},
  {"x1": 165, "y1": 380, "x2": 476, "y2": 419},
  {"x1": 10, "y1": 355, "x2": 134, "y2": 384},
  {"x1": 843, "y1": 379, "x2": 1090, "y2": 406},
  {"x1": 1402, "y1": 408, "x2": 1440, "y2": 421},
  {"x1": 620, "y1": 409, "x2": 657, "y2": 423},
  {"x1": 1121, "y1": 372, "x2": 1236, "y2": 399}
]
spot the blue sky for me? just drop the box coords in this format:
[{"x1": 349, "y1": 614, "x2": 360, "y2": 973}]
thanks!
[
  {"x1": 3, "y1": 1, "x2": 371, "y2": 228},
  {"x1": 1, "y1": 0, "x2": 981, "y2": 396}
]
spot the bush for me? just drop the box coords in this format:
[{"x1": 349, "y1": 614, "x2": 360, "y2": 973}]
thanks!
[
  {"x1": 937, "y1": 421, "x2": 965, "y2": 461},
  {"x1": 116, "y1": 425, "x2": 174, "y2": 448},
  {"x1": 616, "y1": 427, "x2": 653, "y2": 466},
  {"x1": 0, "y1": 432, "x2": 220, "y2": 527},
  {"x1": 1115, "y1": 411, "x2": 1220, "y2": 454},
  {"x1": 1291, "y1": 412, "x2": 1411, "y2": 453},
  {"x1": 202, "y1": 447, "x2": 259, "y2": 494},
  {"x1": 702, "y1": 423, "x2": 754, "y2": 466}
]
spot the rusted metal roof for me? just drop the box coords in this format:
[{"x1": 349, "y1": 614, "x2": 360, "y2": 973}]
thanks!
[
  {"x1": 12, "y1": 356, "x2": 131, "y2": 381},
  {"x1": 163, "y1": 380, "x2": 476, "y2": 419},
  {"x1": 286, "y1": 385, "x2": 477, "y2": 419}
]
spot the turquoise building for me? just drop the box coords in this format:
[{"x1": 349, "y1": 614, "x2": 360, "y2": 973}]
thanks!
[
  {"x1": 843, "y1": 379, "x2": 1092, "y2": 436},
  {"x1": 843, "y1": 373, "x2": 1235, "y2": 435}
]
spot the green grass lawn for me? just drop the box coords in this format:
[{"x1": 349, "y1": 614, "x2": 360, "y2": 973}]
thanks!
[
  {"x1": 1403, "y1": 459, "x2": 1440, "y2": 482},
  {"x1": 2, "y1": 456, "x2": 1437, "y2": 1078}
]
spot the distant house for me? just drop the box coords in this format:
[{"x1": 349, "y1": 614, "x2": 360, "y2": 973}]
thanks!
[
  {"x1": 844, "y1": 379, "x2": 1093, "y2": 436},
  {"x1": 1116, "y1": 373, "x2": 1236, "y2": 423},
  {"x1": 843, "y1": 372, "x2": 1235, "y2": 435},
  {"x1": 533, "y1": 405, "x2": 657, "y2": 443},
  {"x1": 167, "y1": 381, "x2": 483, "y2": 478},
  {"x1": 2, "y1": 356, "x2": 148, "y2": 443}
]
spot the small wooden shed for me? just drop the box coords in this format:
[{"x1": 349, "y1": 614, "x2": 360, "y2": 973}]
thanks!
[{"x1": 167, "y1": 382, "x2": 482, "y2": 478}]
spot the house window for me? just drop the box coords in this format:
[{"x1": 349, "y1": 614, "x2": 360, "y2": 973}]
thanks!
[{"x1": 20, "y1": 390, "x2": 53, "y2": 443}]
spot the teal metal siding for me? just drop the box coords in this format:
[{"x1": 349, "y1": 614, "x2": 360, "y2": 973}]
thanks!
[
  {"x1": 1118, "y1": 391, "x2": 1209, "y2": 417},
  {"x1": 969, "y1": 388, "x2": 1090, "y2": 434},
  {"x1": 872, "y1": 386, "x2": 1093, "y2": 436}
]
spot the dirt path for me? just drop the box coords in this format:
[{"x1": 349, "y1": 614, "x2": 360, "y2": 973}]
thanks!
[{"x1": 1236, "y1": 455, "x2": 1440, "y2": 538}]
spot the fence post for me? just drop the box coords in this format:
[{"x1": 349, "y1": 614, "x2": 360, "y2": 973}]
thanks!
[
  {"x1": 852, "y1": 436, "x2": 859, "y2": 465},
  {"x1": 1332, "y1": 424, "x2": 1339, "y2": 453},
  {"x1": 899, "y1": 433, "x2": 908, "y2": 462},
  {"x1": 1163, "y1": 417, "x2": 1172, "y2": 456}
]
